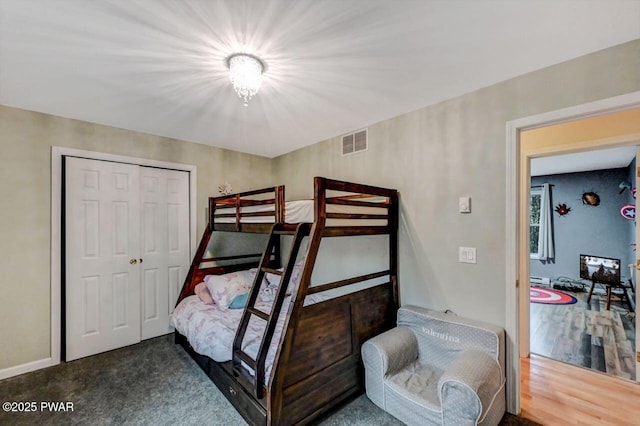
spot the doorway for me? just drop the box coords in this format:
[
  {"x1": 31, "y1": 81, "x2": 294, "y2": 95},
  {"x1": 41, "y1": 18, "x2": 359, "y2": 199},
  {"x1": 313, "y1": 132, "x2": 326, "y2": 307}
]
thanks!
[
  {"x1": 527, "y1": 146, "x2": 636, "y2": 381},
  {"x1": 504, "y1": 92, "x2": 640, "y2": 414}
]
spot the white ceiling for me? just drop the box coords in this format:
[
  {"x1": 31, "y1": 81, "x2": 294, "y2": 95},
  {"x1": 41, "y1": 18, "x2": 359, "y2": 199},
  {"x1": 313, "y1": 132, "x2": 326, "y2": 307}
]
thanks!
[
  {"x1": 531, "y1": 145, "x2": 637, "y2": 177},
  {"x1": 1, "y1": 1, "x2": 639, "y2": 158}
]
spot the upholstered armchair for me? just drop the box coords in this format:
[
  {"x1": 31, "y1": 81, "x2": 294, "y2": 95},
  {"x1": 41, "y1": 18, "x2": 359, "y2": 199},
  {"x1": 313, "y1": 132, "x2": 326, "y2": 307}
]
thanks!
[{"x1": 362, "y1": 305, "x2": 506, "y2": 426}]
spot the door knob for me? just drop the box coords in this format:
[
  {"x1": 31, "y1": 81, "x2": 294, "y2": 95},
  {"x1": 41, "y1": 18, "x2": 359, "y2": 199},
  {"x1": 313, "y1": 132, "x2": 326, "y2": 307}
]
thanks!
[{"x1": 130, "y1": 258, "x2": 137, "y2": 265}]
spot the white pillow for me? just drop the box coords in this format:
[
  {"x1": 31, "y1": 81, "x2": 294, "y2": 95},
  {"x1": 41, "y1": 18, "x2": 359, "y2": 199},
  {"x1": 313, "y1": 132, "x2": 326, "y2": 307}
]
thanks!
[
  {"x1": 204, "y1": 270, "x2": 254, "y2": 310},
  {"x1": 258, "y1": 261, "x2": 305, "y2": 303}
]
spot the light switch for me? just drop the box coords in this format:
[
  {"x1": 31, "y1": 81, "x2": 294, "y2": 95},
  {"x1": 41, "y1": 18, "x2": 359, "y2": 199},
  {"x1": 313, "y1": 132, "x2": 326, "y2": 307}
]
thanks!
[
  {"x1": 459, "y1": 196, "x2": 471, "y2": 213},
  {"x1": 459, "y1": 247, "x2": 477, "y2": 264}
]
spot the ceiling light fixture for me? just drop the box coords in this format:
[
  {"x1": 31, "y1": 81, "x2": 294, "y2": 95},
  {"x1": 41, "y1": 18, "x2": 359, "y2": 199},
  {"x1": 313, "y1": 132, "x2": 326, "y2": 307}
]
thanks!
[{"x1": 226, "y1": 53, "x2": 265, "y2": 106}]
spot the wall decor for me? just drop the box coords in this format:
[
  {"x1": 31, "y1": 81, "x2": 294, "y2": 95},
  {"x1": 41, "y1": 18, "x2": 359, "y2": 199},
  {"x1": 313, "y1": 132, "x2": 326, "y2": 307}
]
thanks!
[
  {"x1": 218, "y1": 182, "x2": 233, "y2": 195},
  {"x1": 620, "y1": 203, "x2": 635, "y2": 220},
  {"x1": 618, "y1": 180, "x2": 632, "y2": 193},
  {"x1": 554, "y1": 203, "x2": 571, "y2": 216},
  {"x1": 581, "y1": 191, "x2": 600, "y2": 206}
]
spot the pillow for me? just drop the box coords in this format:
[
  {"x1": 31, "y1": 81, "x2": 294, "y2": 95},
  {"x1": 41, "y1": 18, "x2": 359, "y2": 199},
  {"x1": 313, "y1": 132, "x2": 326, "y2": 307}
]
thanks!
[
  {"x1": 194, "y1": 282, "x2": 214, "y2": 305},
  {"x1": 258, "y1": 261, "x2": 305, "y2": 303},
  {"x1": 259, "y1": 283, "x2": 278, "y2": 303},
  {"x1": 229, "y1": 293, "x2": 249, "y2": 309},
  {"x1": 204, "y1": 270, "x2": 253, "y2": 310}
]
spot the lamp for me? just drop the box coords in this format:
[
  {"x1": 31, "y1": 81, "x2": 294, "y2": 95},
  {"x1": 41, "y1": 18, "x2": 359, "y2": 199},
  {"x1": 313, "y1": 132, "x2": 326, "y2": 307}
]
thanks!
[{"x1": 226, "y1": 53, "x2": 265, "y2": 106}]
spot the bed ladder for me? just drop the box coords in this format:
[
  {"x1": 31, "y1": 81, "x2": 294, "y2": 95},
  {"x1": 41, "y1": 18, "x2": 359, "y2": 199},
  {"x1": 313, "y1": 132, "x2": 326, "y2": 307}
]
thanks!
[{"x1": 232, "y1": 222, "x2": 311, "y2": 399}]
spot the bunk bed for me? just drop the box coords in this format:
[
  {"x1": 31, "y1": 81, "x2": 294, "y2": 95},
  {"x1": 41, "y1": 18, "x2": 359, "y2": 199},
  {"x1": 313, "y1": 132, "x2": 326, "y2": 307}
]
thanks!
[{"x1": 173, "y1": 177, "x2": 399, "y2": 425}]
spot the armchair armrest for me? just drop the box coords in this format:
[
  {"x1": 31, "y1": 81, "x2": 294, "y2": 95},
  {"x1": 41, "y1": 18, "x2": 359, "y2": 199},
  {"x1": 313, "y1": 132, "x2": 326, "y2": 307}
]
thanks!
[
  {"x1": 438, "y1": 350, "x2": 504, "y2": 426},
  {"x1": 362, "y1": 326, "x2": 417, "y2": 375},
  {"x1": 362, "y1": 326, "x2": 417, "y2": 409}
]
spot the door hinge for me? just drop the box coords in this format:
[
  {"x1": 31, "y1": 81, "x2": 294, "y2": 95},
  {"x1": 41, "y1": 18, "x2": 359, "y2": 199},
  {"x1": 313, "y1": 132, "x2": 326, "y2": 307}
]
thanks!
[
  {"x1": 516, "y1": 279, "x2": 519, "y2": 288},
  {"x1": 637, "y1": 352, "x2": 640, "y2": 363}
]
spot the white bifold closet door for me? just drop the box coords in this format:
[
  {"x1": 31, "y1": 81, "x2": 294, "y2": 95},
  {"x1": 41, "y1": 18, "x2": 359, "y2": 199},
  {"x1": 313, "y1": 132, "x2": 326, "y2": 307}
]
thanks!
[
  {"x1": 65, "y1": 157, "x2": 189, "y2": 361},
  {"x1": 139, "y1": 166, "x2": 190, "y2": 340}
]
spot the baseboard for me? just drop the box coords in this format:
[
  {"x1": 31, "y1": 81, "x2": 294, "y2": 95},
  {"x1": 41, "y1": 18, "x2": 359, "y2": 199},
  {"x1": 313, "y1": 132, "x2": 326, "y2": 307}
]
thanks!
[{"x1": 0, "y1": 357, "x2": 58, "y2": 381}]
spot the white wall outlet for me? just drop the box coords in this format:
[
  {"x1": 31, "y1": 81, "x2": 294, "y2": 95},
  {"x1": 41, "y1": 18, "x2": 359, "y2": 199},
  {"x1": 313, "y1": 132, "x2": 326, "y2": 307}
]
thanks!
[
  {"x1": 459, "y1": 196, "x2": 471, "y2": 213},
  {"x1": 459, "y1": 247, "x2": 477, "y2": 264}
]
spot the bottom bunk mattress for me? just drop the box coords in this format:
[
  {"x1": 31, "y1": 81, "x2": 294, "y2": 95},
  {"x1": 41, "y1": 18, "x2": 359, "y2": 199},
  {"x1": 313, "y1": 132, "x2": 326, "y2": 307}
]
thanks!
[{"x1": 171, "y1": 293, "x2": 327, "y2": 379}]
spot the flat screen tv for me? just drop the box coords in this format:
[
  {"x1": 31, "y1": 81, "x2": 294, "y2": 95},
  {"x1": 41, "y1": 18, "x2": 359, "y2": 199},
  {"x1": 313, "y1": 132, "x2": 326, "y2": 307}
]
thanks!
[{"x1": 579, "y1": 254, "x2": 621, "y2": 285}]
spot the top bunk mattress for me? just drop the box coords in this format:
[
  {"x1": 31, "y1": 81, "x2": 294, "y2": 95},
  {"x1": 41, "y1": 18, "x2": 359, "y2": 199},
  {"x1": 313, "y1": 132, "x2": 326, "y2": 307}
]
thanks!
[{"x1": 214, "y1": 199, "x2": 388, "y2": 226}]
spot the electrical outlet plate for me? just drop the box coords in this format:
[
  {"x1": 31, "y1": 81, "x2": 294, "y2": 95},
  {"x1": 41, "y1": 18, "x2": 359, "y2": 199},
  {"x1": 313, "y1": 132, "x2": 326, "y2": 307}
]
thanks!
[{"x1": 459, "y1": 247, "x2": 476, "y2": 264}]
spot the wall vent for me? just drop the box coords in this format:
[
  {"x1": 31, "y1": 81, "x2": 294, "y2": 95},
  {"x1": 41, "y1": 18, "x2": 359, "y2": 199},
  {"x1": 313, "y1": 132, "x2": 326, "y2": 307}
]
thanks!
[{"x1": 342, "y1": 129, "x2": 368, "y2": 156}]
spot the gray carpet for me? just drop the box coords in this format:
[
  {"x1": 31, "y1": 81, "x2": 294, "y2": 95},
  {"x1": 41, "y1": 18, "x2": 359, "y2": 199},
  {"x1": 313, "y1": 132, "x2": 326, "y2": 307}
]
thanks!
[{"x1": 0, "y1": 335, "x2": 537, "y2": 425}]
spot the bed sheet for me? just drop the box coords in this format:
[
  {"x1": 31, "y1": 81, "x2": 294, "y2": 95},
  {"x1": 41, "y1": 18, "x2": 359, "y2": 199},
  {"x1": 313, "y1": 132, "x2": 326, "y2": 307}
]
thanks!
[{"x1": 171, "y1": 292, "x2": 327, "y2": 380}]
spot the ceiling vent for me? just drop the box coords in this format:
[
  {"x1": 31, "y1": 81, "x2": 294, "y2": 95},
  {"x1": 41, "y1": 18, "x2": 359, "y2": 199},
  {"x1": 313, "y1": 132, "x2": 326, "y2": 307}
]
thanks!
[{"x1": 341, "y1": 129, "x2": 368, "y2": 156}]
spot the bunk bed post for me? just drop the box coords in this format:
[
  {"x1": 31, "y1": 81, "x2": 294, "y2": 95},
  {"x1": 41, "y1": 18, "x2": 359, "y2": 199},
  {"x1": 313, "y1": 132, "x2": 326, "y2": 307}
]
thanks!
[
  {"x1": 313, "y1": 177, "x2": 325, "y2": 223},
  {"x1": 274, "y1": 185, "x2": 285, "y2": 224},
  {"x1": 273, "y1": 185, "x2": 285, "y2": 269},
  {"x1": 176, "y1": 225, "x2": 213, "y2": 305},
  {"x1": 389, "y1": 190, "x2": 399, "y2": 307},
  {"x1": 234, "y1": 194, "x2": 241, "y2": 231},
  {"x1": 208, "y1": 196, "x2": 215, "y2": 229}
]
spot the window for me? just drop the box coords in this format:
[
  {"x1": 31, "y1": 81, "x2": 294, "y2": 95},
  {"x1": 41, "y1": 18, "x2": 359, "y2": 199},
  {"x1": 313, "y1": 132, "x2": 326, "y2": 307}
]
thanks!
[
  {"x1": 530, "y1": 187, "x2": 542, "y2": 259},
  {"x1": 530, "y1": 183, "x2": 554, "y2": 260}
]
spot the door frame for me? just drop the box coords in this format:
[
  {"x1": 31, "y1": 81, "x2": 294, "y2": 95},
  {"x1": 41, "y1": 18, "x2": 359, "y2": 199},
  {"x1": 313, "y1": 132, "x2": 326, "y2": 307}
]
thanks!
[
  {"x1": 51, "y1": 146, "x2": 197, "y2": 366},
  {"x1": 505, "y1": 90, "x2": 640, "y2": 414}
]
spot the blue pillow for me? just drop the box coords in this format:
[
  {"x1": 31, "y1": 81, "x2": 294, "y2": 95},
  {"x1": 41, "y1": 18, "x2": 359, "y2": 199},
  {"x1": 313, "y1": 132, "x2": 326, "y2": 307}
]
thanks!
[{"x1": 229, "y1": 293, "x2": 248, "y2": 309}]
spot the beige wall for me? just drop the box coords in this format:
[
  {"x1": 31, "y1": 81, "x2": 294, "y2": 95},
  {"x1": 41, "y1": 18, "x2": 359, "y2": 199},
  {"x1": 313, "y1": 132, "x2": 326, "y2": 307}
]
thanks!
[
  {"x1": 2, "y1": 38, "x2": 639, "y2": 373},
  {"x1": 0, "y1": 106, "x2": 272, "y2": 369},
  {"x1": 274, "y1": 39, "x2": 640, "y2": 328}
]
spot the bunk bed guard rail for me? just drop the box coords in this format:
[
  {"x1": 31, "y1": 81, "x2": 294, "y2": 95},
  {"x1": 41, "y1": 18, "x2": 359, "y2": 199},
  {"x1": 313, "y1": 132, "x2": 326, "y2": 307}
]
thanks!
[{"x1": 210, "y1": 185, "x2": 285, "y2": 232}]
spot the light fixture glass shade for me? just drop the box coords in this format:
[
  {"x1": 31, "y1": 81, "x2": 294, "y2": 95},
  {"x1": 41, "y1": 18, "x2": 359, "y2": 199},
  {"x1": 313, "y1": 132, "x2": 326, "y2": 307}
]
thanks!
[{"x1": 227, "y1": 54, "x2": 264, "y2": 106}]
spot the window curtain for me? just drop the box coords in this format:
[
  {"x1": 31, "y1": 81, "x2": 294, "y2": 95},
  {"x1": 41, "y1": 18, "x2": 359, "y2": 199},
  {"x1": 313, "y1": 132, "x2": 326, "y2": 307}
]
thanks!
[{"x1": 538, "y1": 183, "x2": 554, "y2": 260}]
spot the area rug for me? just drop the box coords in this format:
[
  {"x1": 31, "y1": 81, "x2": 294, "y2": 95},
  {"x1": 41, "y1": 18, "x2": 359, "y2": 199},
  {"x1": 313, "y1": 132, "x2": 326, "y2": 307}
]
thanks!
[{"x1": 530, "y1": 286, "x2": 577, "y2": 305}]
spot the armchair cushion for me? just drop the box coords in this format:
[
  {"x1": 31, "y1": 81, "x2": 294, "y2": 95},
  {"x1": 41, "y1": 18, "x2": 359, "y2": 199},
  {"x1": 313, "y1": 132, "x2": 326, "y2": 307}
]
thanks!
[{"x1": 386, "y1": 360, "x2": 442, "y2": 411}]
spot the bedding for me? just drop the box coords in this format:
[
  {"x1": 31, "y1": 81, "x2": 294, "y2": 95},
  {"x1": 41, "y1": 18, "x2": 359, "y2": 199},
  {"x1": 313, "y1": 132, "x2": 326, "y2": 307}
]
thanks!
[
  {"x1": 197, "y1": 262, "x2": 304, "y2": 308},
  {"x1": 171, "y1": 292, "x2": 328, "y2": 379},
  {"x1": 215, "y1": 199, "x2": 388, "y2": 225},
  {"x1": 172, "y1": 263, "x2": 311, "y2": 378}
]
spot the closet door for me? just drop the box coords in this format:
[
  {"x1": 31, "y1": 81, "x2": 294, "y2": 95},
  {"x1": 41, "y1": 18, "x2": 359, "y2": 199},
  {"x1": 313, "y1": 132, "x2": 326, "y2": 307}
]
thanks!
[
  {"x1": 140, "y1": 167, "x2": 190, "y2": 339},
  {"x1": 65, "y1": 157, "x2": 141, "y2": 361}
]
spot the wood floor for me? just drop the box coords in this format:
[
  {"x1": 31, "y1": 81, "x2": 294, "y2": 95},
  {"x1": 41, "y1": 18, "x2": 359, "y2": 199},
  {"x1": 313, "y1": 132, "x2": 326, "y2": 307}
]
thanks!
[
  {"x1": 521, "y1": 354, "x2": 640, "y2": 426},
  {"x1": 530, "y1": 289, "x2": 635, "y2": 380}
]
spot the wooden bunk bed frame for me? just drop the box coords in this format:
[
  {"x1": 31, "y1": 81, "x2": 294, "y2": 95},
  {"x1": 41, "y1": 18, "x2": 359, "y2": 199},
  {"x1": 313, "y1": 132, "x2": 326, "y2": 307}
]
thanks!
[{"x1": 175, "y1": 177, "x2": 399, "y2": 425}]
